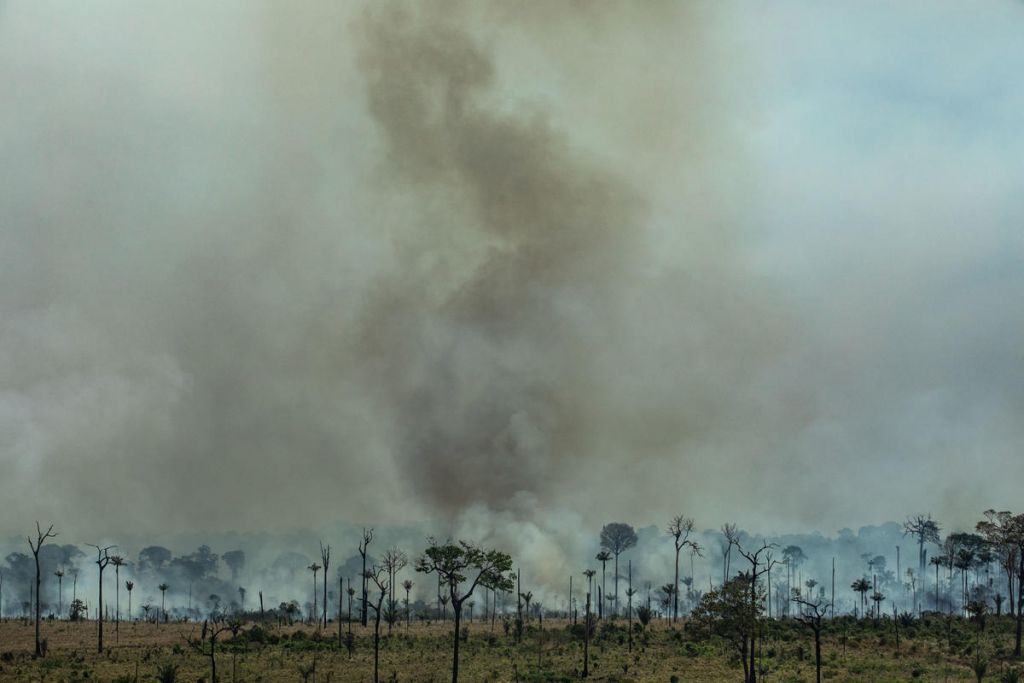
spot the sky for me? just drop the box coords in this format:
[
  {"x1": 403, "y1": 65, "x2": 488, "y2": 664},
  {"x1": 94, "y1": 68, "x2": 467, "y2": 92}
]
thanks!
[{"x1": 1, "y1": 0, "x2": 1022, "y2": 556}]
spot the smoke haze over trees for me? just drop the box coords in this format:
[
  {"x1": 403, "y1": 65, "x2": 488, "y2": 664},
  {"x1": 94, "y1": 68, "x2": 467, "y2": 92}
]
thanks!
[{"x1": 1, "y1": 0, "x2": 1022, "y2": 577}]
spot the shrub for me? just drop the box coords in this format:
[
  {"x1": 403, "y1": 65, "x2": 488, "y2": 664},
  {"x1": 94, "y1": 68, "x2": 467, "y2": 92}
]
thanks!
[{"x1": 155, "y1": 663, "x2": 179, "y2": 683}]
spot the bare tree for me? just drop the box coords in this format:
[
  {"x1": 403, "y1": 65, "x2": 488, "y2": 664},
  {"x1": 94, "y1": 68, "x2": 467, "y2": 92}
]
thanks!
[
  {"x1": 792, "y1": 596, "x2": 829, "y2": 683},
  {"x1": 626, "y1": 560, "x2": 635, "y2": 652},
  {"x1": 187, "y1": 618, "x2": 243, "y2": 683},
  {"x1": 734, "y1": 539, "x2": 776, "y2": 683},
  {"x1": 599, "y1": 523, "x2": 638, "y2": 617},
  {"x1": 126, "y1": 581, "x2": 134, "y2": 621},
  {"x1": 346, "y1": 581, "x2": 355, "y2": 652},
  {"x1": 595, "y1": 551, "x2": 611, "y2": 619},
  {"x1": 903, "y1": 514, "x2": 941, "y2": 576},
  {"x1": 27, "y1": 522, "x2": 57, "y2": 657},
  {"x1": 582, "y1": 590, "x2": 593, "y2": 678},
  {"x1": 87, "y1": 543, "x2": 116, "y2": 653},
  {"x1": 416, "y1": 539, "x2": 514, "y2": 683},
  {"x1": 721, "y1": 523, "x2": 740, "y2": 585},
  {"x1": 319, "y1": 541, "x2": 331, "y2": 628},
  {"x1": 364, "y1": 565, "x2": 389, "y2": 683},
  {"x1": 307, "y1": 563, "x2": 321, "y2": 626},
  {"x1": 358, "y1": 528, "x2": 374, "y2": 627},
  {"x1": 382, "y1": 546, "x2": 408, "y2": 635},
  {"x1": 667, "y1": 515, "x2": 699, "y2": 622}
]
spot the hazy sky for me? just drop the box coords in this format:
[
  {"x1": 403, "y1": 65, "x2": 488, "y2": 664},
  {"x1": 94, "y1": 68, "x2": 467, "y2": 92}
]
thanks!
[{"x1": 1, "y1": 1, "x2": 1022, "y2": 545}]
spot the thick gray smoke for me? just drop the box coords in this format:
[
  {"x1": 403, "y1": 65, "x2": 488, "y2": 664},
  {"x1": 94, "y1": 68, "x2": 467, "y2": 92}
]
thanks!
[
  {"x1": 351, "y1": 3, "x2": 782, "y2": 518},
  {"x1": 2, "y1": 0, "x2": 1023, "y2": 573},
  {"x1": 1, "y1": 1, "x2": 783, "y2": 540}
]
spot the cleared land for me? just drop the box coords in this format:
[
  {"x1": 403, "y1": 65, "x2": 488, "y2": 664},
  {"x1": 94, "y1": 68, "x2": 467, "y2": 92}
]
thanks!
[{"x1": 0, "y1": 615, "x2": 1016, "y2": 682}]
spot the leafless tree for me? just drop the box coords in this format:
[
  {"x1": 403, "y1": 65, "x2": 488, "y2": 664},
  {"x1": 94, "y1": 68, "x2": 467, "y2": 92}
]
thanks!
[
  {"x1": 903, "y1": 514, "x2": 941, "y2": 576},
  {"x1": 734, "y1": 539, "x2": 776, "y2": 683},
  {"x1": 721, "y1": 523, "x2": 740, "y2": 585},
  {"x1": 87, "y1": 543, "x2": 116, "y2": 653},
  {"x1": 364, "y1": 565, "x2": 389, "y2": 683},
  {"x1": 27, "y1": 522, "x2": 57, "y2": 657},
  {"x1": 186, "y1": 618, "x2": 244, "y2": 683},
  {"x1": 595, "y1": 551, "x2": 611, "y2": 619},
  {"x1": 307, "y1": 563, "x2": 321, "y2": 626},
  {"x1": 582, "y1": 590, "x2": 593, "y2": 678},
  {"x1": 319, "y1": 541, "x2": 331, "y2": 628},
  {"x1": 667, "y1": 515, "x2": 699, "y2": 622},
  {"x1": 382, "y1": 546, "x2": 408, "y2": 635},
  {"x1": 792, "y1": 596, "x2": 829, "y2": 683},
  {"x1": 359, "y1": 528, "x2": 374, "y2": 627}
]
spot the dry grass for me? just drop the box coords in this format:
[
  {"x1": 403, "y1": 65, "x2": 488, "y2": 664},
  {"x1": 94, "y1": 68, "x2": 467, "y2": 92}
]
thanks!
[{"x1": 0, "y1": 615, "x2": 1002, "y2": 682}]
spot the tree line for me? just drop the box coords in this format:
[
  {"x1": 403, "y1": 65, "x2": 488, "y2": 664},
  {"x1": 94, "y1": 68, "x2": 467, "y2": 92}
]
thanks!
[{"x1": 7, "y1": 509, "x2": 1024, "y2": 682}]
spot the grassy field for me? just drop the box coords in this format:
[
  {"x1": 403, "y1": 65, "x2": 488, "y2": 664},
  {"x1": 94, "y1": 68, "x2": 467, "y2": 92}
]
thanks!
[{"x1": 0, "y1": 614, "x2": 1018, "y2": 682}]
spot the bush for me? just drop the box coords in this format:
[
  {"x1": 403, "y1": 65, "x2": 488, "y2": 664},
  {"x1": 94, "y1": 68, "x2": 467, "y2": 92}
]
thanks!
[
  {"x1": 1001, "y1": 667, "x2": 1023, "y2": 683},
  {"x1": 155, "y1": 663, "x2": 179, "y2": 683}
]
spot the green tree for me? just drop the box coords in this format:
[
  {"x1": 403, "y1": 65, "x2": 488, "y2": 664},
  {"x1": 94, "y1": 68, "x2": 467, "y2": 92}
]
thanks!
[
  {"x1": 416, "y1": 539, "x2": 514, "y2": 683},
  {"x1": 691, "y1": 576, "x2": 762, "y2": 683}
]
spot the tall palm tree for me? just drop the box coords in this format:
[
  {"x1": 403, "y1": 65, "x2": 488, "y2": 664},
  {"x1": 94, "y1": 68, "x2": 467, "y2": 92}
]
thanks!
[
  {"x1": 851, "y1": 578, "x2": 870, "y2": 617},
  {"x1": 519, "y1": 591, "x2": 532, "y2": 622},
  {"x1": 110, "y1": 555, "x2": 124, "y2": 636},
  {"x1": 583, "y1": 569, "x2": 596, "y2": 601},
  {"x1": 54, "y1": 569, "x2": 65, "y2": 619},
  {"x1": 158, "y1": 583, "x2": 169, "y2": 623},
  {"x1": 125, "y1": 581, "x2": 134, "y2": 621},
  {"x1": 595, "y1": 551, "x2": 611, "y2": 619},
  {"x1": 402, "y1": 579, "x2": 414, "y2": 628}
]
